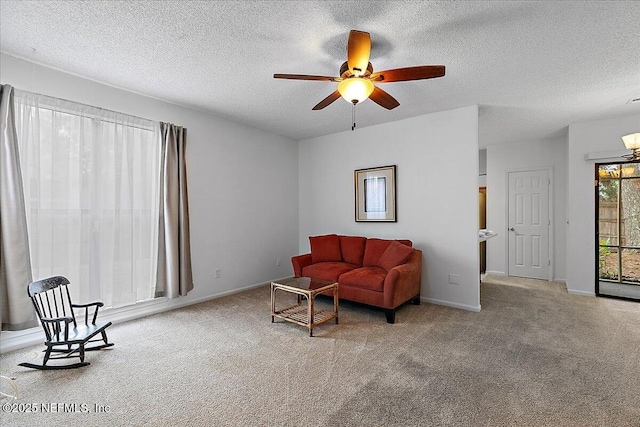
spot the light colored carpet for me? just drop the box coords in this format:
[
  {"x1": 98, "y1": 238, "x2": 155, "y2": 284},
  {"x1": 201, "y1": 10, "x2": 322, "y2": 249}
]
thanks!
[{"x1": 1, "y1": 275, "x2": 639, "y2": 426}]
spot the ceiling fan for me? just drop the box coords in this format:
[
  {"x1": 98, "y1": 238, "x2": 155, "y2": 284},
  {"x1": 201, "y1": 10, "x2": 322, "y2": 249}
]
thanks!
[{"x1": 274, "y1": 30, "x2": 445, "y2": 115}]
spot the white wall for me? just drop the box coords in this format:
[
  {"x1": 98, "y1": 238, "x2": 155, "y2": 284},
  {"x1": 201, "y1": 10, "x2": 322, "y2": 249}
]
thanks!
[
  {"x1": 299, "y1": 106, "x2": 481, "y2": 311},
  {"x1": 485, "y1": 137, "x2": 567, "y2": 281},
  {"x1": 566, "y1": 113, "x2": 640, "y2": 296},
  {"x1": 1, "y1": 54, "x2": 299, "y2": 350}
]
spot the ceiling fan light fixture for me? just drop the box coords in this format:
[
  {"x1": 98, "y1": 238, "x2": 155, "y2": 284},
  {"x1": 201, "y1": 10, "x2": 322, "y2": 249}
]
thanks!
[
  {"x1": 622, "y1": 133, "x2": 640, "y2": 150},
  {"x1": 337, "y1": 78, "x2": 374, "y2": 104},
  {"x1": 274, "y1": 30, "x2": 445, "y2": 115},
  {"x1": 622, "y1": 132, "x2": 640, "y2": 159}
]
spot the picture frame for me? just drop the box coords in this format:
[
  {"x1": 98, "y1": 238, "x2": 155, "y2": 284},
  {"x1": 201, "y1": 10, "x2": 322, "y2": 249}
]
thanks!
[{"x1": 354, "y1": 165, "x2": 396, "y2": 222}]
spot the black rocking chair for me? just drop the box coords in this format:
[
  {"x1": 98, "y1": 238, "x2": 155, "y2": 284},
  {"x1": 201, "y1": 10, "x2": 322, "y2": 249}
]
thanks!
[{"x1": 19, "y1": 276, "x2": 114, "y2": 370}]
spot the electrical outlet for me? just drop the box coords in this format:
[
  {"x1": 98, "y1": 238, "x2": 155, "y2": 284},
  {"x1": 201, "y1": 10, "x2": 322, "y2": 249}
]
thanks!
[
  {"x1": 449, "y1": 274, "x2": 460, "y2": 285},
  {"x1": 276, "y1": 258, "x2": 282, "y2": 266},
  {"x1": 215, "y1": 268, "x2": 221, "y2": 279}
]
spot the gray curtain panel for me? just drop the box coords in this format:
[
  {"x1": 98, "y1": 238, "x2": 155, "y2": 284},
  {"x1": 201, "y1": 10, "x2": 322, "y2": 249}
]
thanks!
[
  {"x1": 0, "y1": 84, "x2": 36, "y2": 331},
  {"x1": 156, "y1": 122, "x2": 193, "y2": 298}
]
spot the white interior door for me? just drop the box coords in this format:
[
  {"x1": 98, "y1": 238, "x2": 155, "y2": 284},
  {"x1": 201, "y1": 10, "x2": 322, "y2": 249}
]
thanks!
[{"x1": 508, "y1": 170, "x2": 550, "y2": 280}]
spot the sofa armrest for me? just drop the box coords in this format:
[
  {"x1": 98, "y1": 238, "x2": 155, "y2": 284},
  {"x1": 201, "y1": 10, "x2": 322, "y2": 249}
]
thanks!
[
  {"x1": 383, "y1": 249, "x2": 422, "y2": 309},
  {"x1": 291, "y1": 253, "x2": 313, "y2": 277}
]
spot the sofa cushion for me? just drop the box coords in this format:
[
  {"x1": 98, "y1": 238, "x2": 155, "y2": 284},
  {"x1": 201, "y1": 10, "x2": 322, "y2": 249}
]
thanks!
[
  {"x1": 363, "y1": 238, "x2": 413, "y2": 267},
  {"x1": 310, "y1": 234, "x2": 342, "y2": 263},
  {"x1": 302, "y1": 262, "x2": 357, "y2": 282},
  {"x1": 378, "y1": 240, "x2": 414, "y2": 271},
  {"x1": 362, "y1": 238, "x2": 393, "y2": 267},
  {"x1": 339, "y1": 235, "x2": 367, "y2": 266},
  {"x1": 378, "y1": 241, "x2": 413, "y2": 271},
  {"x1": 397, "y1": 239, "x2": 413, "y2": 248},
  {"x1": 339, "y1": 267, "x2": 387, "y2": 292}
]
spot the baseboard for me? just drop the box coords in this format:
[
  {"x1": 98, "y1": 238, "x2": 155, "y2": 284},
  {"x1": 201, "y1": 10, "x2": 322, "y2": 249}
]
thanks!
[
  {"x1": 485, "y1": 270, "x2": 506, "y2": 276},
  {"x1": 486, "y1": 271, "x2": 566, "y2": 284},
  {"x1": 0, "y1": 277, "x2": 289, "y2": 354},
  {"x1": 421, "y1": 297, "x2": 481, "y2": 312},
  {"x1": 0, "y1": 328, "x2": 44, "y2": 354},
  {"x1": 567, "y1": 288, "x2": 595, "y2": 297}
]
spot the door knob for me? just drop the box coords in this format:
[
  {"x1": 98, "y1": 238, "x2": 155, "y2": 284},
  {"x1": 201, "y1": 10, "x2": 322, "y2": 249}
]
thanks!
[{"x1": 509, "y1": 227, "x2": 515, "y2": 231}]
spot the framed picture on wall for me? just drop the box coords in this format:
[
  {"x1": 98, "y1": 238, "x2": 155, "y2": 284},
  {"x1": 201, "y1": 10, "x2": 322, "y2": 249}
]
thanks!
[{"x1": 355, "y1": 165, "x2": 396, "y2": 222}]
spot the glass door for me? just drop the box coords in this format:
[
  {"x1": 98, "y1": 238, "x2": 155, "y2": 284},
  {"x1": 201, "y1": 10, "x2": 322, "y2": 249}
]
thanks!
[{"x1": 596, "y1": 162, "x2": 640, "y2": 301}]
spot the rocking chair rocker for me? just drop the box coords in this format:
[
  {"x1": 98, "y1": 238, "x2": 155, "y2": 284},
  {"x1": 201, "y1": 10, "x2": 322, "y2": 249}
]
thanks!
[{"x1": 19, "y1": 276, "x2": 114, "y2": 370}]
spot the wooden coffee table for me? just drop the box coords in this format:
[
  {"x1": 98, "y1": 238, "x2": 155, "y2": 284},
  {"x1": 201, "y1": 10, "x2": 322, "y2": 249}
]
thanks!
[{"x1": 270, "y1": 277, "x2": 338, "y2": 337}]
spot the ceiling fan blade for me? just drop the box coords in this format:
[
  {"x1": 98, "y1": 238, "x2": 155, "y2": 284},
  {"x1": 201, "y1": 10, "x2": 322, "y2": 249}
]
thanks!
[
  {"x1": 347, "y1": 30, "x2": 371, "y2": 76},
  {"x1": 274, "y1": 74, "x2": 339, "y2": 82},
  {"x1": 369, "y1": 86, "x2": 400, "y2": 110},
  {"x1": 370, "y1": 65, "x2": 445, "y2": 83},
  {"x1": 312, "y1": 91, "x2": 342, "y2": 110}
]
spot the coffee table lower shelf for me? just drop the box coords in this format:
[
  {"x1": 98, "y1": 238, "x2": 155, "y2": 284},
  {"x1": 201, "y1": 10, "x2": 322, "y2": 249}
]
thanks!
[{"x1": 275, "y1": 305, "x2": 336, "y2": 326}]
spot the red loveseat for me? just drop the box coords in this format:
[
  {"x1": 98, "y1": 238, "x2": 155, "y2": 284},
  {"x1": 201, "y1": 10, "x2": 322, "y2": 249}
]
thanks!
[{"x1": 291, "y1": 234, "x2": 422, "y2": 323}]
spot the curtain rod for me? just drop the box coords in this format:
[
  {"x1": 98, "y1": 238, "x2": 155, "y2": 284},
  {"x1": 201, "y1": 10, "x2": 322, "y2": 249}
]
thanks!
[{"x1": 13, "y1": 87, "x2": 159, "y2": 125}]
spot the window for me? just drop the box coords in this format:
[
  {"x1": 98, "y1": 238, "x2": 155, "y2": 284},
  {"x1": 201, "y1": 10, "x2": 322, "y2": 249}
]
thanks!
[
  {"x1": 13, "y1": 91, "x2": 161, "y2": 308},
  {"x1": 596, "y1": 161, "x2": 640, "y2": 301}
]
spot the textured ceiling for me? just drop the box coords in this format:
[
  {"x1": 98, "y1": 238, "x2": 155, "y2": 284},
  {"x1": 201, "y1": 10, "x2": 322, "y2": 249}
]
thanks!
[{"x1": 1, "y1": 1, "x2": 639, "y2": 146}]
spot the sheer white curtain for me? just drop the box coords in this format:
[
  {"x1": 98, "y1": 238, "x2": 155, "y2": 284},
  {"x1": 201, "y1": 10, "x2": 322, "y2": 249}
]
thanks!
[{"x1": 13, "y1": 91, "x2": 161, "y2": 308}]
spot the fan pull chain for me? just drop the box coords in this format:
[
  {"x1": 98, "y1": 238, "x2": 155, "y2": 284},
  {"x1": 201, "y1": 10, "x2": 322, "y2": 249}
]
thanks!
[{"x1": 351, "y1": 102, "x2": 357, "y2": 131}]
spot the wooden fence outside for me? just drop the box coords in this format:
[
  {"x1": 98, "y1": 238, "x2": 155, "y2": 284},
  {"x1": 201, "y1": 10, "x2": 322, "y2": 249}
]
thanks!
[{"x1": 599, "y1": 201, "x2": 626, "y2": 245}]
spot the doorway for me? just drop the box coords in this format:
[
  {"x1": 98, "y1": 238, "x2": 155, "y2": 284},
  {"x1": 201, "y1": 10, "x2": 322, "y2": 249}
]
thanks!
[
  {"x1": 479, "y1": 187, "x2": 487, "y2": 273},
  {"x1": 596, "y1": 161, "x2": 640, "y2": 301},
  {"x1": 507, "y1": 169, "x2": 551, "y2": 280}
]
